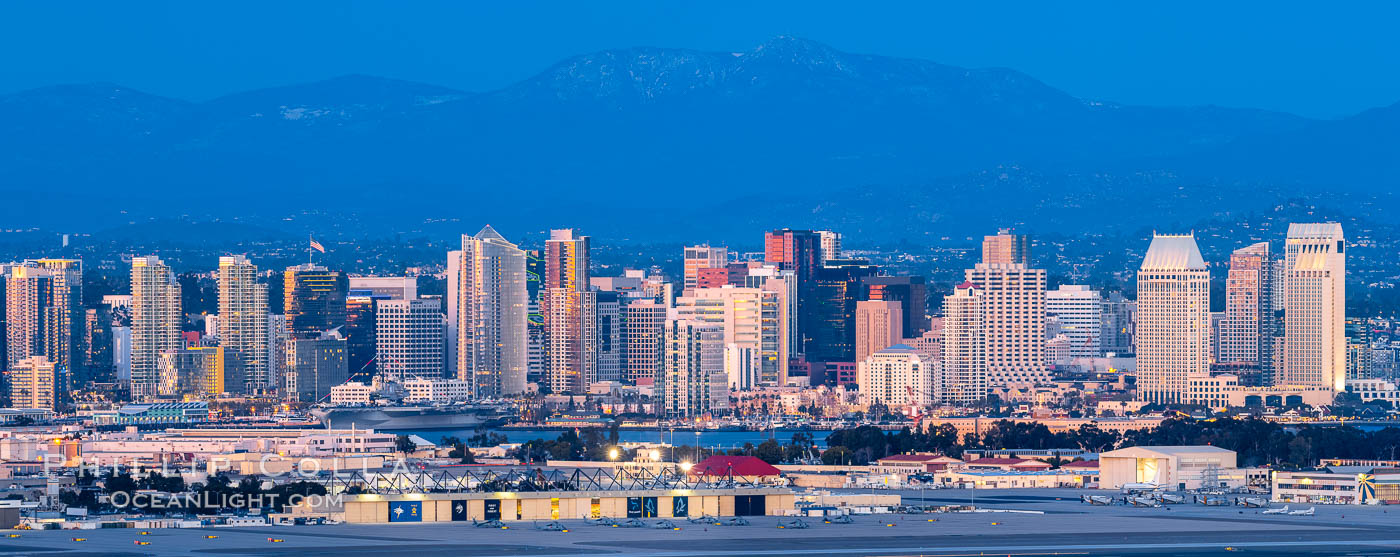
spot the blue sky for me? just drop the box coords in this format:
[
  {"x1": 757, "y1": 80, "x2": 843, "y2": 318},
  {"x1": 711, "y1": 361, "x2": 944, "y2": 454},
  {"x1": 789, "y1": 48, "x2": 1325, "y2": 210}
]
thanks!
[{"x1": 3, "y1": 1, "x2": 1397, "y2": 118}]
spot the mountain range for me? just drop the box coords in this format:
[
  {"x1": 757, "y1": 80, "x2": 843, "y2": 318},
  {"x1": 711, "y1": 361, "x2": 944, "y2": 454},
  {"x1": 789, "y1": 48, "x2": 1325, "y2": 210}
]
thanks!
[{"x1": 2, "y1": 36, "x2": 1396, "y2": 242}]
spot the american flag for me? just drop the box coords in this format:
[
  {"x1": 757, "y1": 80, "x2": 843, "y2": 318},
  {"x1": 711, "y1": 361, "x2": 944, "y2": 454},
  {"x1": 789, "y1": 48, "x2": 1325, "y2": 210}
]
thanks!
[{"x1": 309, "y1": 238, "x2": 325, "y2": 253}]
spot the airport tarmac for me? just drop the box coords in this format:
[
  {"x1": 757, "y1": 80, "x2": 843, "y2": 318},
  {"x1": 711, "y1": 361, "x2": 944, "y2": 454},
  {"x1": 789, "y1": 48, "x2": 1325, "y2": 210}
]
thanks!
[{"x1": 1, "y1": 489, "x2": 1396, "y2": 556}]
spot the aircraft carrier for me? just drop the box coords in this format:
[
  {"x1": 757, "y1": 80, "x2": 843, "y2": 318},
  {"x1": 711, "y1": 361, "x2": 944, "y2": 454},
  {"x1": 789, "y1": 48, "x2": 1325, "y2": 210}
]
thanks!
[{"x1": 308, "y1": 404, "x2": 512, "y2": 430}]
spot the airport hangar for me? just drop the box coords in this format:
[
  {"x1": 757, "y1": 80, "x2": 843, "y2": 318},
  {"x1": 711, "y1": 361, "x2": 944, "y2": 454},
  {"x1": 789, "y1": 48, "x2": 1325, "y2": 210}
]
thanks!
[{"x1": 1098, "y1": 445, "x2": 1244, "y2": 490}]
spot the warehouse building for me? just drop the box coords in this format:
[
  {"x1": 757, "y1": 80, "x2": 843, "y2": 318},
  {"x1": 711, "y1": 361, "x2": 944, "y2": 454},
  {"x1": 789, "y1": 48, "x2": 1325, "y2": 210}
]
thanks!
[{"x1": 1099, "y1": 445, "x2": 1242, "y2": 490}]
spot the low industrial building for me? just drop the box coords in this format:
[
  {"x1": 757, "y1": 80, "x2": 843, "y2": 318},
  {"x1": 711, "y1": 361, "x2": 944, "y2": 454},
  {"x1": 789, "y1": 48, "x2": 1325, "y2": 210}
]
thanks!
[
  {"x1": 938, "y1": 469, "x2": 1097, "y2": 489},
  {"x1": 342, "y1": 488, "x2": 795, "y2": 522},
  {"x1": 1098, "y1": 445, "x2": 1243, "y2": 490},
  {"x1": 1273, "y1": 466, "x2": 1400, "y2": 505}
]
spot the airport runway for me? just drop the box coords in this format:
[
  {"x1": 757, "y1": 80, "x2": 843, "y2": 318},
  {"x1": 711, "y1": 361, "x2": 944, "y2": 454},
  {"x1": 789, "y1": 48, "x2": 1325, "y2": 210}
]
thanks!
[{"x1": 1, "y1": 489, "x2": 1395, "y2": 556}]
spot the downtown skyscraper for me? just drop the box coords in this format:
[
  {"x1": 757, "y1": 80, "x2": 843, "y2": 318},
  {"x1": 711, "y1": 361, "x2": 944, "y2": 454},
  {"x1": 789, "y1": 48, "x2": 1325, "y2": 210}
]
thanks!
[
  {"x1": 283, "y1": 264, "x2": 348, "y2": 340},
  {"x1": 456, "y1": 225, "x2": 528, "y2": 398},
  {"x1": 1135, "y1": 234, "x2": 1210, "y2": 403},
  {"x1": 543, "y1": 229, "x2": 596, "y2": 394},
  {"x1": 941, "y1": 281, "x2": 986, "y2": 406},
  {"x1": 1219, "y1": 242, "x2": 1276, "y2": 383},
  {"x1": 217, "y1": 255, "x2": 269, "y2": 392},
  {"x1": 965, "y1": 257, "x2": 1049, "y2": 387},
  {"x1": 130, "y1": 256, "x2": 182, "y2": 400},
  {"x1": 1282, "y1": 223, "x2": 1346, "y2": 391},
  {"x1": 764, "y1": 229, "x2": 821, "y2": 356}
]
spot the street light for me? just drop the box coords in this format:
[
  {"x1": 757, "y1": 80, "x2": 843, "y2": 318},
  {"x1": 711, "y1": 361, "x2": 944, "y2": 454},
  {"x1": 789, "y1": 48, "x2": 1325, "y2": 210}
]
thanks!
[{"x1": 608, "y1": 447, "x2": 619, "y2": 461}]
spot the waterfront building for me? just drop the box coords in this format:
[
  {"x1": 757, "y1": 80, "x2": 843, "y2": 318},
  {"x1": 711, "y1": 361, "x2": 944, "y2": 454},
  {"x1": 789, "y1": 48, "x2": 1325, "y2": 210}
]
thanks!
[
  {"x1": 130, "y1": 256, "x2": 182, "y2": 401},
  {"x1": 216, "y1": 256, "x2": 269, "y2": 391},
  {"x1": 1135, "y1": 233, "x2": 1210, "y2": 404},
  {"x1": 456, "y1": 226, "x2": 528, "y2": 398},
  {"x1": 1282, "y1": 223, "x2": 1346, "y2": 392},
  {"x1": 858, "y1": 344, "x2": 936, "y2": 410}
]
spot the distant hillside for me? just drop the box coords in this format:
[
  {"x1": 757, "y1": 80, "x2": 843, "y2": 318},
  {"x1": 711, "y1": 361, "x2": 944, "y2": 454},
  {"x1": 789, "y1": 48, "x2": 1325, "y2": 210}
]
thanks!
[{"x1": 3, "y1": 36, "x2": 1396, "y2": 240}]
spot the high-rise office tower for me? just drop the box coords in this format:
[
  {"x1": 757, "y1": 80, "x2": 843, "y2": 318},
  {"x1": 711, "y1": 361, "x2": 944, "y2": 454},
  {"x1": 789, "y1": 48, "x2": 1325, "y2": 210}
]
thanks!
[
  {"x1": 82, "y1": 306, "x2": 114, "y2": 383},
  {"x1": 344, "y1": 291, "x2": 380, "y2": 382},
  {"x1": 941, "y1": 282, "x2": 986, "y2": 405},
  {"x1": 1100, "y1": 292, "x2": 1136, "y2": 356},
  {"x1": 595, "y1": 292, "x2": 622, "y2": 383},
  {"x1": 8, "y1": 356, "x2": 55, "y2": 409},
  {"x1": 543, "y1": 229, "x2": 597, "y2": 394},
  {"x1": 457, "y1": 226, "x2": 528, "y2": 398},
  {"x1": 764, "y1": 229, "x2": 821, "y2": 356},
  {"x1": 981, "y1": 229, "x2": 1029, "y2": 265},
  {"x1": 5, "y1": 267, "x2": 55, "y2": 377},
  {"x1": 283, "y1": 264, "x2": 348, "y2": 339},
  {"x1": 1219, "y1": 243, "x2": 1276, "y2": 381},
  {"x1": 445, "y1": 249, "x2": 462, "y2": 380},
  {"x1": 1345, "y1": 317, "x2": 1374, "y2": 380},
  {"x1": 289, "y1": 329, "x2": 348, "y2": 402},
  {"x1": 854, "y1": 300, "x2": 903, "y2": 364},
  {"x1": 375, "y1": 298, "x2": 445, "y2": 382},
  {"x1": 216, "y1": 256, "x2": 269, "y2": 391},
  {"x1": 860, "y1": 276, "x2": 930, "y2": 336},
  {"x1": 658, "y1": 318, "x2": 726, "y2": 418},
  {"x1": 809, "y1": 259, "x2": 878, "y2": 364},
  {"x1": 1046, "y1": 285, "x2": 1103, "y2": 360},
  {"x1": 673, "y1": 285, "x2": 789, "y2": 390},
  {"x1": 1282, "y1": 223, "x2": 1346, "y2": 391},
  {"x1": 1135, "y1": 234, "x2": 1210, "y2": 403},
  {"x1": 130, "y1": 256, "x2": 182, "y2": 400},
  {"x1": 965, "y1": 262, "x2": 1049, "y2": 387},
  {"x1": 817, "y1": 231, "x2": 843, "y2": 262},
  {"x1": 622, "y1": 300, "x2": 667, "y2": 383},
  {"x1": 266, "y1": 314, "x2": 288, "y2": 391},
  {"x1": 683, "y1": 245, "x2": 728, "y2": 294}
]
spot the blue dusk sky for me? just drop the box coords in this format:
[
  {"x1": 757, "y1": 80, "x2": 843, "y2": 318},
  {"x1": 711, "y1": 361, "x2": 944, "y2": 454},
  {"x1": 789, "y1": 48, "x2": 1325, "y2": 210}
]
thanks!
[{"x1": 2, "y1": 1, "x2": 1398, "y2": 118}]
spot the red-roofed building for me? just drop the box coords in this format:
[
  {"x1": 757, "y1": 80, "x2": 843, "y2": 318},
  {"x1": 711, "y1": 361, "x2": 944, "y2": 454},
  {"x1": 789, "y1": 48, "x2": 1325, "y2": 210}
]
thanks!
[
  {"x1": 1060, "y1": 460, "x2": 1099, "y2": 471},
  {"x1": 692, "y1": 455, "x2": 782, "y2": 481},
  {"x1": 962, "y1": 457, "x2": 1053, "y2": 472}
]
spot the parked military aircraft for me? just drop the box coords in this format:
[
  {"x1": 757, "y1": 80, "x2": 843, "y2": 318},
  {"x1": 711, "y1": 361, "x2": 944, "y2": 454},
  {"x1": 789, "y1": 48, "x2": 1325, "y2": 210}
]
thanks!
[
  {"x1": 1082, "y1": 494, "x2": 1115, "y2": 505},
  {"x1": 778, "y1": 519, "x2": 811, "y2": 529},
  {"x1": 720, "y1": 517, "x2": 750, "y2": 526},
  {"x1": 1236, "y1": 497, "x2": 1271, "y2": 508},
  {"x1": 588, "y1": 517, "x2": 619, "y2": 527},
  {"x1": 687, "y1": 514, "x2": 719, "y2": 524},
  {"x1": 472, "y1": 519, "x2": 508, "y2": 529},
  {"x1": 617, "y1": 518, "x2": 648, "y2": 528},
  {"x1": 1126, "y1": 496, "x2": 1161, "y2": 508},
  {"x1": 1157, "y1": 494, "x2": 1186, "y2": 504},
  {"x1": 824, "y1": 514, "x2": 854, "y2": 524},
  {"x1": 651, "y1": 520, "x2": 681, "y2": 529},
  {"x1": 533, "y1": 521, "x2": 568, "y2": 532},
  {"x1": 1195, "y1": 494, "x2": 1229, "y2": 506}
]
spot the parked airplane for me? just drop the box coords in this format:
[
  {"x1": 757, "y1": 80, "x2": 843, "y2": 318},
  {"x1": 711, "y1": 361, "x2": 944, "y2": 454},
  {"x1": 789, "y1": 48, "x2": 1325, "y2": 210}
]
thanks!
[
  {"x1": 687, "y1": 514, "x2": 719, "y2": 524},
  {"x1": 824, "y1": 515, "x2": 854, "y2": 524},
  {"x1": 1195, "y1": 494, "x2": 1229, "y2": 506},
  {"x1": 533, "y1": 521, "x2": 568, "y2": 532},
  {"x1": 1157, "y1": 494, "x2": 1186, "y2": 505},
  {"x1": 1236, "y1": 497, "x2": 1271, "y2": 508},
  {"x1": 1261, "y1": 506, "x2": 1289, "y2": 515},
  {"x1": 1127, "y1": 496, "x2": 1162, "y2": 508},
  {"x1": 1082, "y1": 495, "x2": 1115, "y2": 505},
  {"x1": 617, "y1": 518, "x2": 648, "y2": 528},
  {"x1": 720, "y1": 517, "x2": 750, "y2": 526},
  {"x1": 1121, "y1": 482, "x2": 1163, "y2": 493},
  {"x1": 1288, "y1": 507, "x2": 1315, "y2": 516},
  {"x1": 588, "y1": 517, "x2": 619, "y2": 527},
  {"x1": 472, "y1": 519, "x2": 507, "y2": 529},
  {"x1": 778, "y1": 519, "x2": 811, "y2": 529}
]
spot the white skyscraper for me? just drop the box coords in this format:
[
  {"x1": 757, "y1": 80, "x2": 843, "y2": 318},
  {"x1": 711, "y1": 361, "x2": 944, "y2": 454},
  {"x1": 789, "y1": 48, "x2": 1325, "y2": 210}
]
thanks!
[
  {"x1": 376, "y1": 298, "x2": 445, "y2": 382},
  {"x1": 941, "y1": 282, "x2": 986, "y2": 405},
  {"x1": 456, "y1": 226, "x2": 528, "y2": 398},
  {"x1": 817, "y1": 231, "x2": 842, "y2": 262},
  {"x1": 130, "y1": 256, "x2": 182, "y2": 401},
  {"x1": 1046, "y1": 285, "x2": 1103, "y2": 360},
  {"x1": 217, "y1": 255, "x2": 269, "y2": 391},
  {"x1": 858, "y1": 344, "x2": 937, "y2": 410},
  {"x1": 1135, "y1": 234, "x2": 1210, "y2": 403},
  {"x1": 1282, "y1": 223, "x2": 1346, "y2": 391}
]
